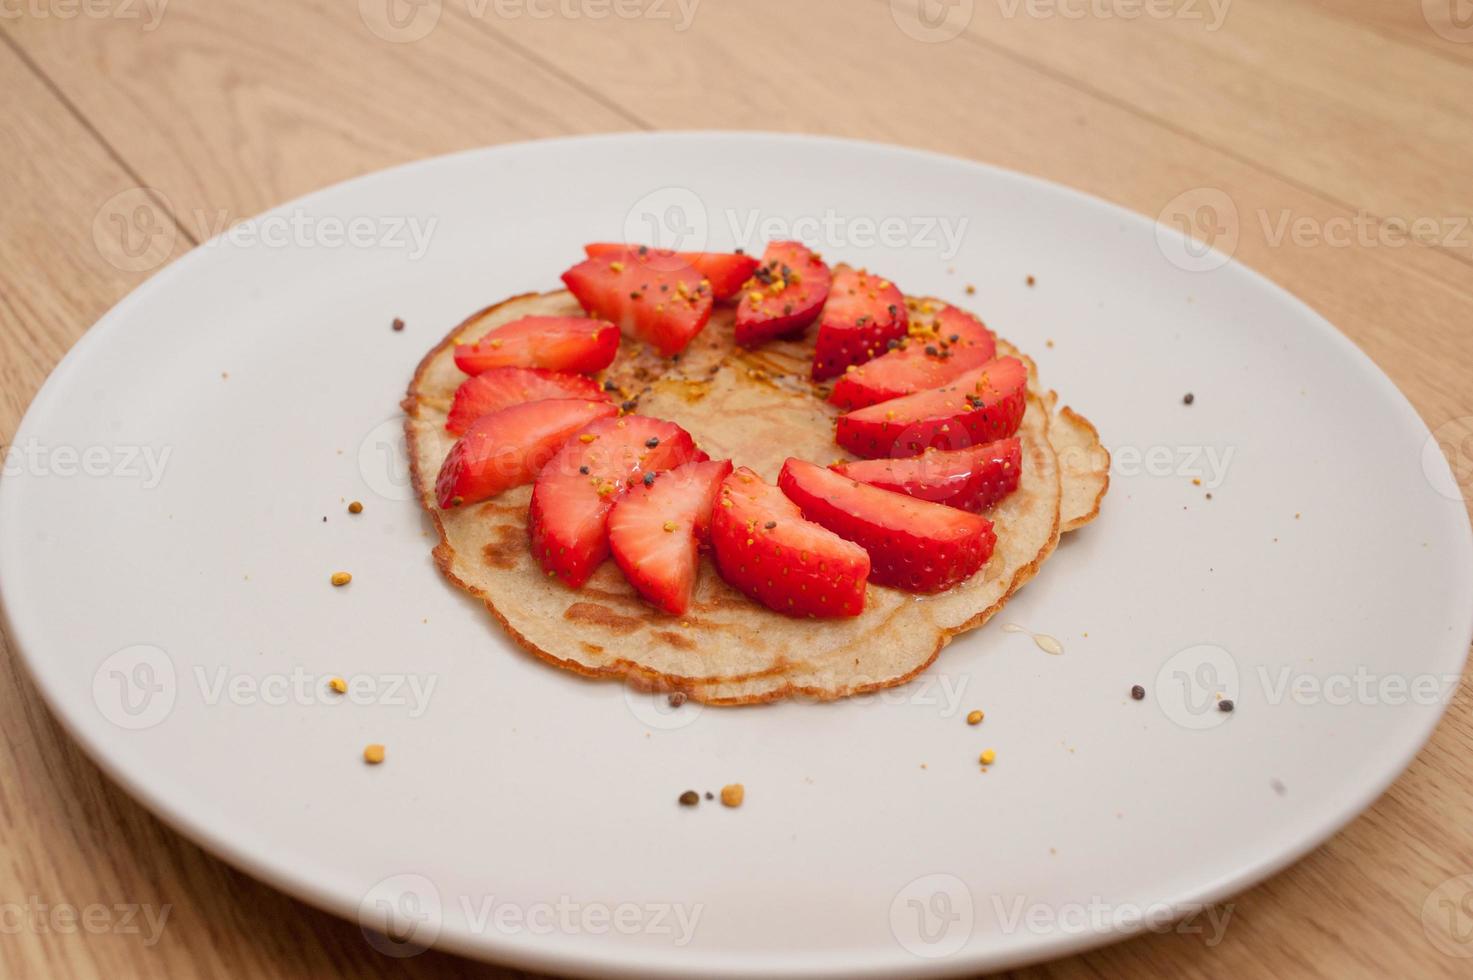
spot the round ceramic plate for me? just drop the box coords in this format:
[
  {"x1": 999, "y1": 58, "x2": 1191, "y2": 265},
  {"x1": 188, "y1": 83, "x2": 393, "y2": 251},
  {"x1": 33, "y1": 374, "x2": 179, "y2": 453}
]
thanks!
[{"x1": 2, "y1": 134, "x2": 1469, "y2": 977}]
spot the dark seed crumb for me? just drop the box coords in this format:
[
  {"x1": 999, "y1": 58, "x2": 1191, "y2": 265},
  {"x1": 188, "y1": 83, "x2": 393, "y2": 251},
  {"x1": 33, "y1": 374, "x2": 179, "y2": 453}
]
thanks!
[
  {"x1": 1025, "y1": 275, "x2": 1036, "y2": 287},
  {"x1": 678, "y1": 790, "x2": 699, "y2": 807},
  {"x1": 704, "y1": 791, "x2": 714, "y2": 800},
  {"x1": 1205, "y1": 492, "x2": 1213, "y2": 500},
  {"x1": 645, "y1": 437, "x2": 660, "y2": 448},
  {"x1": 322, "y1": 516, "x2": 327, "y2": 523},
  {"x1": 579, "y1": 465, "x2": 590, "y2": 475},
  {"x1": 621, "y1": 400, "x2": 637, "y2": 411},
  {"x1": 603, "y1": 380, "x2": 618, "y2": 392},
  {"x1": 925, "y1": 345, "x2": 938, "y2": 356},
  {"x1": 1218, "y1": 699, "x2": 1234, "y2": 713},
  {"x1": 392, "y1": 317, "x2": 405, "y2": 331},
  {"x1": 643, "y1": 471, "x2": 656, "y2": 486},
  {"x1": 1183, "y1": 392, "x2": 1195, "y2": 405},
  {"x1": 764, "y1": 520, "x2": 776, "y2": 529},
  {"x1": 734, "y1": 247, "x2": 745, "y2": 255},
  {"x1": 1130, "y1": 685, "x2": 1145, "y2": 700},
  {"x1": 667, "y1": 691, "x2": 687, "y2": 707}
]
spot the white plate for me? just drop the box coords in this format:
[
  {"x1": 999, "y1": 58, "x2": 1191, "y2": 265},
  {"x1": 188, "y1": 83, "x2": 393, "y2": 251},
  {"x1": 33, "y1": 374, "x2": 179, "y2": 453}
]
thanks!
[{"x1": 2, "y1": 133, "x2": 1469, "y2": 977}]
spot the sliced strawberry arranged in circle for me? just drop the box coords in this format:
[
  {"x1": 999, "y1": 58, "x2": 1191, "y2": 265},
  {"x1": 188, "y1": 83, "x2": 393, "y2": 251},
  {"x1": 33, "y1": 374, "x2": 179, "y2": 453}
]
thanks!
[
  {"x1": 445, "y1": 367, "x2": 611, "y2": 435},
  {"x1": 835, "y1": 356, "x2": 1028, "y2": 459},
  {"x1": 608, "y1": 458, "x2": 734, "y2": 615},
  {"x1": 435, "y1": 398, "x2": 617, "y2": 508},
  {"x1": 778, "y1": 459, "x2": 996, "y2": 594},
  {"x1": 529, "y1": 415, "x2": 706, "y2": 588},
  {"x1": 733, "y1": 241, "x2": 832, "y2": 347},
  {"x1": 453, "y1": 315, "x2": 619, "y2": 376},
  {"x1": 582, "y1": 244, "x2": 759, "y2": 301},
  {"x1": 829, "y1": 304, "x2": 997, "y2": 411},
  {"x1": 811, "y1": 266, "x2": 909, "y2": 381},
  {"x1": 832, "y1": 438, "x2": 1022, "y2": 513},
  {"x1": 710, "y1": 466, "x2": 869, "y2": 618},
  {"x1": 562, "y1": 248, "x2": 714, "y2": 357}
]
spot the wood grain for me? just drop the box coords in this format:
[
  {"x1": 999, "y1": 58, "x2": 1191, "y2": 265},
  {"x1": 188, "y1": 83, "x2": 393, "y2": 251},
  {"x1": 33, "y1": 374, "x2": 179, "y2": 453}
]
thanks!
[{"x1": 1, "y1": 0, "x2": 1471, "y2": 976}]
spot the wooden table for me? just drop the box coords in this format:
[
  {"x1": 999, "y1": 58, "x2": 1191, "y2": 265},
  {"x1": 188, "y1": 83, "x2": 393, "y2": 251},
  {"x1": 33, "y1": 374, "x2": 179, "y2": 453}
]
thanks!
[{"x1": 2, "y1": 1, "x2": 1471, "y2": 975}]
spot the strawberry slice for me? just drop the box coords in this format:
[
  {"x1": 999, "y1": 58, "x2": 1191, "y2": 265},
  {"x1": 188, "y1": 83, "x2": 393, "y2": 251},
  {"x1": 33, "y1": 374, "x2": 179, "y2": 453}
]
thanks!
[
  {"x1": 835, "y1": 357, "x2": 1028, "y2": 459},
  {"x1": 562, "y1": 248, "x2": 714, "y2": 357},
  {"x1": 710, "y1": 467, "x2": 869, "y2": 618},
  {"x1": 583, "y1": 244, "x2": 759, "y2": 301},
  {"x1": 779, "y1": 459, "x2": 996, "y2": 593},
  {"x1": 608, "y1": 459, "x2": 734, "y2": 615},
  {"x1": 453, "y1": 315, "x2": 619, "y2": 376},
  {"x1": 733, "y1": 241, "x2": 832, "y2": 347},
  {"x1": 529, "y1": 415, "x2": 705, "y2": 588},
  {"x1": 829, "y1": 304, "x2": 997, "y2": 410},
  {"x1": 832, "y1": 438, "x2": 1022, "y2": 513},
  {"x1": 446, "y1": 367, "x2": 611, "y2": 435},
  {"x1": 811, "y1": 266, "x2": 909, "y2": 381},
  {"x1": 435, "y1": 398, "x2": 617, "y2": 508}
]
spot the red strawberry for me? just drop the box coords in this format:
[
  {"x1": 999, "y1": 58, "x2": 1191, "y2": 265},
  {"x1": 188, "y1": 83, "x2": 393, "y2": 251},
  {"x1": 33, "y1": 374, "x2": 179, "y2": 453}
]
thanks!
[
  {"x1": 835, "y1": 357, "x2": 1028, "y2": 459},
  {"x1": 562, "y1": 248, "x2": 714, "y2": 357},
  {"x1": 454, "y1": 316, "x2": 619, "y2": 376},
  {"x1": 582, "y1": 244, "x2": 759, "y2": 301},
  {"x1": 608, "y1": 459, "x2": 734, "y2": 615},
  {"x1": 832, "y1": 438, "x2": 1022, "y2": 513},
  {"x1": 811, "y1": 266, "x2": 908, "y2": 381},
  {"x1": 529, "y1": 415, "x2": 705, "y2": 587},
  {"x1": 710, "y1": 467, "x2": 869, "y2": 618},
  {"x1": 446, "y1": 367, "x2": 611, "y2": 435},
  {"x1": 733, "y1": 241, "x2": 832, "y2": 346},
  {"x1": 829, "y1": 304, "x2": 997, "y2": 410},
  {"x1": 435, "y1": 398, "x2": 616, "y2": 508},
  {"x1": 778, "y1": 459, "x2": 996, "y2": 593}
]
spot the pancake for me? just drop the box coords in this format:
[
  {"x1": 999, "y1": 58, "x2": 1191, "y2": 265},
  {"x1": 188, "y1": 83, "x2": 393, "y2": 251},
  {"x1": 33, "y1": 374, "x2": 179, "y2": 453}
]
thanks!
[{"x1": 404, "y1": 290, "x2": 1106, "y2": 703}]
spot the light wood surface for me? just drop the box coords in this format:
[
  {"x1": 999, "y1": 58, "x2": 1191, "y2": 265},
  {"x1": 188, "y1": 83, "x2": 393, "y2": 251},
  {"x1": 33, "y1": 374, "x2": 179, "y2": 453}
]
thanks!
[{"x1": 2, "y1": 1, "x2": 1471, "y2": 976}]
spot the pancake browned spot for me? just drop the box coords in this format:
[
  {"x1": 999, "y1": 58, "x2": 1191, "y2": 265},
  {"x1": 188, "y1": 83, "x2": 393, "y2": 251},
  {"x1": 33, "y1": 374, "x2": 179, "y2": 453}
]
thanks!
[
  {"x1": 563, "y1": 602, "x2": 642, "y2": 634},
  {"x1": 655, "y1": 631, "x2": 696, "y2": 650},
  {"x1": 481, "y1": 525, "x2": 523, "y2": 570}
]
